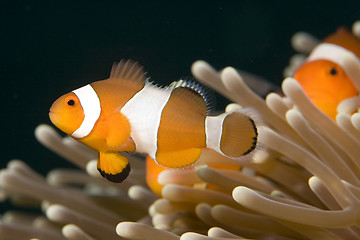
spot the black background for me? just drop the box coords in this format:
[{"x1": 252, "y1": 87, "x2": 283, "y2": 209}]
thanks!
[{"x1": 1, "y1": 1, "x2": 360, "y2": 193}]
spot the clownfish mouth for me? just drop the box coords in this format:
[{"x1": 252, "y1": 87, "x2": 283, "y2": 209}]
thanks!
[
  {"x1": 49, "y1": 110, "x2": 59, "y2": 128},
  {"x1": 49, "y1": 112, "x2": 54, "y2": 122},
  {"x1": 49, "y1": 110, "x2": 55, "y2": 119}
]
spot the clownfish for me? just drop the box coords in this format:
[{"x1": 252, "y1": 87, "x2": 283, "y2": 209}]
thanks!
[
  {"x1": 293, "y1": 27, "x2": 360, "y2": 120},
  {"x1": 49, "y1": 60, "x2": 258, "y2": 183}
]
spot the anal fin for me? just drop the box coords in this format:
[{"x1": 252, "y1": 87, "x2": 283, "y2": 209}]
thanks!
[
  {"x1": 97, "y1": 152, "x2": 131, "y2": 183},
  {"x1": 156, "y1": 148, "x2": 202, "y2": 168}
]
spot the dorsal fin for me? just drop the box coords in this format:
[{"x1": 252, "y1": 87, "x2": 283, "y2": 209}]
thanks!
[
  {"x1": 323, "y1": 27, "x2": 360, "y2": 57},
  {"x1": 168, "y1": 79, "x2": 214, "y2": 111},
  {"x1": 109, "y1": 59, "x2": 147, "y2": 83}
]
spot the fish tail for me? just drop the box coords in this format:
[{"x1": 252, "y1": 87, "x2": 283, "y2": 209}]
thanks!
[{"x1": 205, "y1": 110, "x2": 258, "y2": 159}]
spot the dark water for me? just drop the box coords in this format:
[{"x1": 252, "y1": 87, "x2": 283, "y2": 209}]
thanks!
[{"x1": 1, "y1": 1, "x2": 360, "y2": 212}]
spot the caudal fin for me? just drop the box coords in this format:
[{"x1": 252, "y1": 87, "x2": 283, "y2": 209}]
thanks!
[{"x1": 205, "y1": 110, "x2": 258, "y2": 159}]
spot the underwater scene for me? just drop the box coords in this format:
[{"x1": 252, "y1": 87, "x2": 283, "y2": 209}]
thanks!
[{"x1": 2, "y1": 1, "x2": 360, "y2": 239}]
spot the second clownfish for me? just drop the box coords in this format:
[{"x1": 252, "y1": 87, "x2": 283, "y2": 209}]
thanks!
[
  {"x1": 49, "y1": 60, "x2": 258, "y2": 183},
  {"x1": 293, "y1": 27, "x2": 360, "y2": 120}
]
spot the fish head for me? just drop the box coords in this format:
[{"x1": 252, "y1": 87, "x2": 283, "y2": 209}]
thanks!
[
  {"x1": 49, "y1": 92, "x2": 85, "y2": 136},
  {"x1": 294, "y1": 59, "x2": 358, "y2": 119}
]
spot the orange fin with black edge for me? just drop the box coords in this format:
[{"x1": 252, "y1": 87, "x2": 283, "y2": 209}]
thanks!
[
  {"x1": 220, "y1": 111, "x2": 258, "y2": 157},
  {"x1": 155, "y1": 148, "x2": 202, "y2": 168},
  {"x1": 206, "y1": 110, "x2": 258, "y2": 159},
  {"x1": 97, "y1": 152, "x2": 131, "y2": 183}
]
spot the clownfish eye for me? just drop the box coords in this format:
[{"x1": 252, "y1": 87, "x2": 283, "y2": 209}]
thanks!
[
  {"x1": 67, "y1": 99, "x2": 75, "y2": 106},
  {"x1": 330, "y1": 68, "x2": 337, "y2": 75}
]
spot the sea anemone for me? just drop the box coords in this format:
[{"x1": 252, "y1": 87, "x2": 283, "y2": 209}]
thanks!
[{"x1": 1, "y1": 20, "x2": 360, "y2": 240}]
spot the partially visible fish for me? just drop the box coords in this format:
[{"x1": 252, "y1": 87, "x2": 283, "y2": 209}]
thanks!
[{"x1": 293, "y1": 27, "x2": 360, "y2": 119}]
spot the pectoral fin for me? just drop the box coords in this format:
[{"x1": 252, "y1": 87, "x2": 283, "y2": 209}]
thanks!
[
  {"x1": 106, "y1": 111, "x2": 134, "y2": 151},
  {"x1": 97, "y1": 152, "x2": 131, "y2": 183},
  {"x1": 155, "y1": 148, "x2": 202, "y2": 168}
]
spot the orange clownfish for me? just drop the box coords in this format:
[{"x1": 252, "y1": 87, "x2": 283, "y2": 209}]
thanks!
[
  {"x1": 49, "y1": 60, "x2": 258, "y2": 183},
  {"x1": 293, "y1": 27, "x2": 360, "y2": 119}
]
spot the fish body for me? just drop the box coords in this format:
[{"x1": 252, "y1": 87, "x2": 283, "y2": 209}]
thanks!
[
  {"x1": 293, "y1": 27, "x2": 360, "y2": 119},
  {"x1": 50, "y1": 60, "x2": 258, "y2": 183}
]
